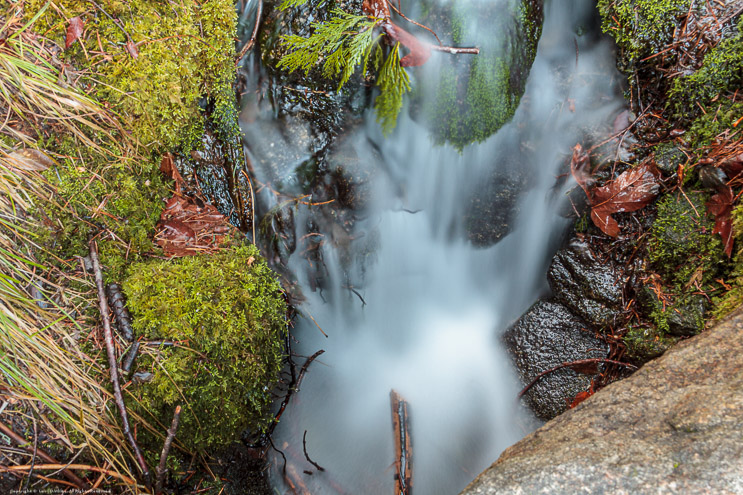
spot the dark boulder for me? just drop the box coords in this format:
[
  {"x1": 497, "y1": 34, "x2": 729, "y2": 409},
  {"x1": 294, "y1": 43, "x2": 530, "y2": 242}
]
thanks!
[
  {"x1": 462, "y1": 307, "x2": 743, "y2": 495},
  {"x1": 503, "y1": 300, "x2": 608, "y2": 421},
  {"x1": 547, "y1": 239, "x2": 624, "y2": 328}
]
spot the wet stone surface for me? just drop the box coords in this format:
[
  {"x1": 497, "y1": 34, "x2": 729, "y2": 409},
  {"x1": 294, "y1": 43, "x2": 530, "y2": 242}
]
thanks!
[
  {"x1": 547, "y1": 239, "x2": 624, "y2": 328},
  {"x1": 503, "y1": 300, "x2": 608, "y2": 421}
]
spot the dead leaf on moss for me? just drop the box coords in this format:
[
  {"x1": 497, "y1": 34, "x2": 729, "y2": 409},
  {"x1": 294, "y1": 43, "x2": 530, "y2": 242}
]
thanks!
[
  {"x1": 707, "y1": 185, "x2": 734, "y2": 257},
  {"x1": 65, "y1": 17, "x2": 84, "y2": 49}
]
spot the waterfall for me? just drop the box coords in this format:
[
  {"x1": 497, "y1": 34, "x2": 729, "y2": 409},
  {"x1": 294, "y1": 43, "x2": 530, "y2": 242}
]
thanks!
[{"x1": 240, "y1": 0, "x2": 626, "y2": 492}]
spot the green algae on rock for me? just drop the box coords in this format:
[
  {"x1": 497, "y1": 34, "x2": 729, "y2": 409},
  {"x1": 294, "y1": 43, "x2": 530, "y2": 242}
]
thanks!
[{"x1": 122, "y1": 245, "x2": 287, "y2": 452}]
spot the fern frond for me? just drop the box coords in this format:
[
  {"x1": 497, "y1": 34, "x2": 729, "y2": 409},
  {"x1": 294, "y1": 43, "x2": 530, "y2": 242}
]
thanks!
[{"x1": 374, "y1": 43, "x2": 411, "y2": 135}]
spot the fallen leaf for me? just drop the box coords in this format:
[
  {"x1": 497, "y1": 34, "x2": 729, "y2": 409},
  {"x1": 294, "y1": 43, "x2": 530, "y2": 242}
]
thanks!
[
  {"x1": 383, "y1": 22, "x2": 432, "y2": 67},
  {"x1": 362, "y1": 0, "x2": 390, "y2": 19},
  {"x1": 568, "y1": 380, "x2": 595, "y2": 408},
  {"x1": 590, "y1": 161, "x2": 661, "y2": 237},
  {"x1": 125, "y1": 41, "x2": 139, "y2": 58},
  {"x1": 159, "y1": 153, "x2": 185, "y2": 193},
  {"x1": 707, "y1": 185, "x2": 734, "y2": 257},
  {"x1": 65, "y1": 17, "x2": 84, "y2": 49},
  {"x1": 570, "y1": 144, "x2": 593, "y2": 198},
  {"x1": 6, "y1": 149, "x2": 55, "y2": 171}
]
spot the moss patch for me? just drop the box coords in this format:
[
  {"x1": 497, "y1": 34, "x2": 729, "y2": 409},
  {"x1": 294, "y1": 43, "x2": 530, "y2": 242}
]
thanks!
[{"x1": 123, "y1": 245, "x2": 287, "y2": 452}]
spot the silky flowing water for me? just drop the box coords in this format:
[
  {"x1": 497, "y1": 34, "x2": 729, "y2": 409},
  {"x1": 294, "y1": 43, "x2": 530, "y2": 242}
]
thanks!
[{"x1": 239, "y1": 0, "x2": 626, "y2": 492}]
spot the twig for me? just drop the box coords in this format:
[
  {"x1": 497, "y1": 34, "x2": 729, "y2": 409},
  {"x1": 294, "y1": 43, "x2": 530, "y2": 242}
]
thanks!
[
  {"x1": 236, "y1": 0, "x2": 263, "y2": 64},
  {"x1": 385, "y1": 0, "x2": 441, "y2": 45},
  {"x1": 429, "y1": 45, "x2": 479, "y2": 55},
  {"x1": 88, "y1": 0, "x2": 132, "y2": 41},
  {"x1": 390, "y1": 390, "x2": 412, "y2": 495},
  {"x1": 0, "y1": 464, "x2": 136, "y2": 485},
  {"x1": 121, "y1": 341, "x2": 140, "y2": 374},
  {"x1": 267, "y1": 350, "x2": 325, "y2": 436},
  {"x1": 23, "y1": 417, "x2": 38, "y2": 492},
  {"x1": 267, "y1": 435, "x2": 287, "y2": 475},
  {"x1": 517, "y1": 358, "x2": 637, "y2": 399},
  {"x1": 89, "y1": 241, "x2": 151, "y2": 488},
  {"x1": 155, "y1": 405, "x2": 182, "y2": 494},
  {"x1": 302, "y1": 430, "x2": 325, "y2": 472},
  {"x1": 0, "y1": 421, "x2": 88, "y2": 490}
]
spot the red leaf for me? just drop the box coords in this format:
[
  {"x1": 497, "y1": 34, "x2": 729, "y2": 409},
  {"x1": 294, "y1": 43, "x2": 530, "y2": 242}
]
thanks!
[
  {"x1": 589, "y1": 161, "x2": 661, "y2": 237},
  {"x1": 65, "y1": 17, "x2": 84, "y2": 49},
  {"x1": 568, "y1": 381, "x2": 595, "y2": 409},
  {"x1": 383, "y1": 22, "x2": 432, "y2": 67},
  {"x1": 707, "y1": 186, "x2": 735, "y2": 257},
  {"x1": 125, "y1": 41, "x2": 139, "y2": 59}
]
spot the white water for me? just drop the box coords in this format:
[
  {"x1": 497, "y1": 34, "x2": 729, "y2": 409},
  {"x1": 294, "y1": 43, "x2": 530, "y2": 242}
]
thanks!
[{"x1": 241, "y1": 0, "x2": 626, "y2": 492}]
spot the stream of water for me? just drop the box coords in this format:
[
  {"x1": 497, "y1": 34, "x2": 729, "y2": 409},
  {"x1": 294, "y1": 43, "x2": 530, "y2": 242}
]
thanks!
[{"x1": 240, "y1": 0, "x2": 626, "y2": 492}]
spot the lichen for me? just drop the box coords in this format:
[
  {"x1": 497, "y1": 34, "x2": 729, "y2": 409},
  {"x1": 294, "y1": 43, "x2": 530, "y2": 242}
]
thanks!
[{"x1": 122, "y1": 245, "x2": 287, "y2": 452}]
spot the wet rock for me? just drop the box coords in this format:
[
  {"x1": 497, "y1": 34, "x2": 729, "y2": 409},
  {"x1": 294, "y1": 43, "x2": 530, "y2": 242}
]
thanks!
[
  {"x1": 547, "y1": 240, "x2": 623, "y2": 328},
  {"x1": 462, "y1": 307, "x2": 743, "y2": 495},
  {"x1": 654, "y1": 142, "x2": 687, "y2": 176},
  {"x1": 623, "y1": 325, "x2": 679, "y2": 364},
  {"x1": 465, "y1": 167, "x2": 530, "y2": 246},
  {"x1": 503, "y1": 300, "x2": 608, "y2": 421}
]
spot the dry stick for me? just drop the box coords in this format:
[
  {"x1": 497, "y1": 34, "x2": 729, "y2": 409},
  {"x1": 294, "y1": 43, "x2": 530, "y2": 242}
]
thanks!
[
  {"x1": 155, "y1": 405, "x2": 182, "y2": 494},
  {"x1": 390, "y1": 390, "x2": 412, "y2": 495},
  {"x1": 302, "y1": 430, "x2": 325, "y2": 472},
  {"x1": 385, "y1": 0, "x2": 442, "y2": 45},
  {"x1": 0, "y1": 421, "x2": 88, "y2": 490},
  {"x1": 236, "y1": 0, "x2": 263, "y2": 64},
  {"x1": 0, "y1": 464, "x2": 137, "y2": 485},
  {"x1": 23, "y1": 417, "x2": 38, "y2": 492},
  {"x1": 89, "y1": 241, "x2": 151, "y2": 488},
  {"x1": 517, "y1": 358, "x2": 637, "y2": 399}
]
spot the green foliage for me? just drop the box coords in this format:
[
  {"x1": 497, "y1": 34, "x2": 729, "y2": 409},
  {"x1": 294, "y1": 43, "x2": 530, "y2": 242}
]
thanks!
[
  {"x1": 277, "y1": 9, "x2": 412, "y2": 134},
  {"x1": 597, "y1": 0, "x2": 692, "y2": 64},
  {"x1": 647, "y1": 191, "x2": 725, "y2": 288},
  {"x1": 278, "y1": 10, "x2": 380, "y2": 89},
  {"x1": 374, "y1": 43, "x2": 411, "y2": 135},
  {"x1": 123, "y1": 245, "x2": 287, "y2": 452}
]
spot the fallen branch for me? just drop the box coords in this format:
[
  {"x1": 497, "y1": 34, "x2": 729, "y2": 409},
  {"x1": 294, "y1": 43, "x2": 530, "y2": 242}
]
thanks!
[
  {"x1": 302, "y1": 430, "x2": 325, "y2": 472},
  {"x1": 155, "y1": 405, "x2": 182, "y2": 494},
  {"x1": 89, "y1": 240, "x2": 151, "y2": 488},
  {"x1": 517, "y1": 358, "x2": 637, "y2": 399},
  {"x1": 0, "y1": 420, "x2": 88, "y2": 490},
  {"x1": 390, "y1": 389, "x2": 412, "y2": 495},
  {"x1": 0, "y1": 463, "x2": 136, "y2": 485},
  {"x1": 236, "y1": 0, "x2": 263, "y2": 64},
  {"x1": 267, "y1": 349, "x2": 325, "y2": 436}
]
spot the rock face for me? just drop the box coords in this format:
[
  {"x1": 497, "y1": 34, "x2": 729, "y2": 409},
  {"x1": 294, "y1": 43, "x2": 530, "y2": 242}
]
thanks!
[
  {"x1": 503, "y1": 300, "x2": 608, "y2": 421},
  {"x1": 463, "y1": 308, "x2": 743, "y2": 495},
  {"x1": 547, "y1": 240, "x2": 624, "y2": 328}
]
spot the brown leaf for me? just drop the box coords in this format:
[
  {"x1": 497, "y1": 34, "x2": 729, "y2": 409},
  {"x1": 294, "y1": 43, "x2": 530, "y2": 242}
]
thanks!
[
  {"x1": 160, "y1": 219, "x2": 196, "y2": 240},
  {"x1": 570, "y1": 144, "x2": 593, "y2": 198},
  {"x1": 65, "y1": 17, "x2": 84, "y2": 49},
  {"x1": 160, "y1": 153, "x2": 185, "y2": 194},
  {"x1": 707, "y1": 186, "x2": 734, "y2": 257},
  {"x1": 589, "y1": 161, "x2": 661, "y2": 237},
  {"x1": 125, "y1": 41, "x2": 139, "y2": 59},
  {"x1": 362, "y1": 0, "x2": 390, "y2": 19},
  {"x1": 6, "y1": 149, "x2": 55, "y2": 171},
  {"x1": 568, "y1": 381, "x2": 595, "y2": 409}
]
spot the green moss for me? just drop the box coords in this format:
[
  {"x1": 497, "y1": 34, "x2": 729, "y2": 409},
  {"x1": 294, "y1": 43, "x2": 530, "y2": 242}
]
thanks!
[
  {"x1": 123, "y1": 245, "x2": 287, "y2": 452},
  {"x1": 647, "y1": 191, "x2": 725, "y2": 288},
  {"x1": 26, "y1": 0, "x2": 239, "y2": 152},
  {"x1": 597, "y1": 0, "x2": 691, "y2": 65},
  {"x1": 670, "y1": 19, "x2": 743, "y2": 130},
  {"x1": 623, "y1": 325, "x2": 679, "y2": 363},
  {"x1": 714, "y1": 203, "x2": 743, "y2": 318}
]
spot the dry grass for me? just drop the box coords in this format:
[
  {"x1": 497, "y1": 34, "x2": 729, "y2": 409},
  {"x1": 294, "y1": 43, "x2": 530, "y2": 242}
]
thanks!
[{"x1": 0, "y1": 6, "x2": 155, "y2": 493}]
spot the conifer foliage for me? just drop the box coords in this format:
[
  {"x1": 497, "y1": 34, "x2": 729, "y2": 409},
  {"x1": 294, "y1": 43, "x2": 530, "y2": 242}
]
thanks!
[{"x1": 277, "y1": 0, "x2": 473, "y2": 134}]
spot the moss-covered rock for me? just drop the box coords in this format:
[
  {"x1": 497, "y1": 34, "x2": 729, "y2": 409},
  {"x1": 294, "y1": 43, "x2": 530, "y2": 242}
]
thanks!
[
  {"x1": 623, "y1": 325, "x2": 679, "y2": 364},
  {"x1": 597, "y1": 0, "x2": 691, "y2": 67},
  {"x1": 412, "y1": 0, "x2": 543, "y2": 149},
  {"x1": 647, "y1": 191, "x2": 724, "y2": 288},
  {"x1": 123, "y1": 245, "x2": 287, "y2": 452}
]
